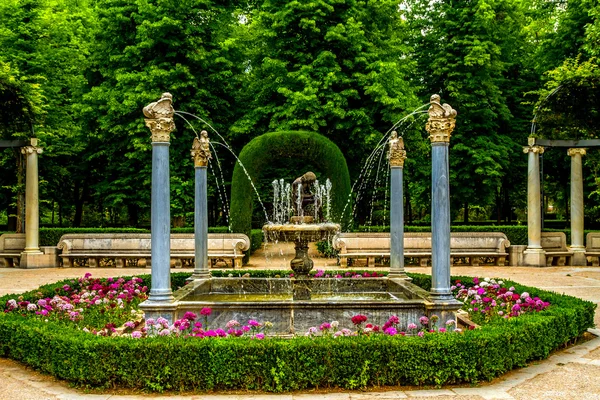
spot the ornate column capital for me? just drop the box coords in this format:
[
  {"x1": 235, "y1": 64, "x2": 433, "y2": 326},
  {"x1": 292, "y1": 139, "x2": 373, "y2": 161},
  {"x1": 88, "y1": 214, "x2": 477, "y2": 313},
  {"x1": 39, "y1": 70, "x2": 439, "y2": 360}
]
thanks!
[
  {"x1": 143, "y1": 93, "x2": 175, "y2": 143},
  {"x1": 191, "y1": 130, "x2": 212, "y2": 167},
  {"x1": 567, "y1": 148, "x2": 587, "y2": 157},
  {"x1": 21, "y1": 138, "x2": 43, "y2": 155},
  {"x1": 426, "y1": 94, "x2": 457, "y2": 143},
  {"x1": 388, "y1": 131, "x2": 407, "y2": 167},
  {"x1": 523, "y1": 145, "x2": 545, "y2": 155}
]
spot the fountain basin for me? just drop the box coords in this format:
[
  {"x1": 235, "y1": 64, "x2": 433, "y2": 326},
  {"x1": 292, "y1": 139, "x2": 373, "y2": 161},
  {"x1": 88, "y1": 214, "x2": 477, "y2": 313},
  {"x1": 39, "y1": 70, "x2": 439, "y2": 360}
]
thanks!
[
  {"x1": 262, "y1": 222, "x2": 341, "y2": 242},
  {"x1": 175, "y1": 277, "x2": 437, "y2": 335}
]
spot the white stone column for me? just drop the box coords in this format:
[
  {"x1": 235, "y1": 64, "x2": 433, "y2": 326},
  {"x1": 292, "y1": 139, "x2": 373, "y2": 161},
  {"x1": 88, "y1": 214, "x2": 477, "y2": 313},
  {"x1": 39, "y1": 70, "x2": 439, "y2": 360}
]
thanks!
[
  {"x1": 388, "y1": 131, "x2": 409, "y2": 279},
  {"x1": 523, "y1": 139, "x2": 546, "y2": 267},
  {"x1": 568, "y1": 148, "x2": 587, "y2": 265},
  {"x1": 139, "y1": 93, "x2": 176, "y2": 321},
  {"x1": 191, "y1": 130, "x2": 212, "y2": 280},
  {"x1": 22, "y1": 138, "x2": 43, "y2": 254}
]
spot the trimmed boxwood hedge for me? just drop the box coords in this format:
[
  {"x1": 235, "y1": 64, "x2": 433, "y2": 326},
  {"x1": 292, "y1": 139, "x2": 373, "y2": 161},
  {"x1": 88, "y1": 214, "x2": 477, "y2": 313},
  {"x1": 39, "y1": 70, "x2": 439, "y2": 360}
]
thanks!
[{"x1": 0, "y1": 272, "x2": 595, "y2": 392}]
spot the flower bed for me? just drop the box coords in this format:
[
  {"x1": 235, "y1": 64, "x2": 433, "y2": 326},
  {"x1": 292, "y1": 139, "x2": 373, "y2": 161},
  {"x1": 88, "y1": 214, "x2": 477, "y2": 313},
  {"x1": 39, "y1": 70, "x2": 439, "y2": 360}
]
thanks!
[{"x1": 0, "y1": 272, "x2": 595, "y2": 392}]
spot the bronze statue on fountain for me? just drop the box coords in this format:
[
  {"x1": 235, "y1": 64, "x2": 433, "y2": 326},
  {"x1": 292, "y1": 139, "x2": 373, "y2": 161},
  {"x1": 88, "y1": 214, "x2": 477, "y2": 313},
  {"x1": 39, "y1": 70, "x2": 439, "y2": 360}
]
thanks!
[{"x1": 262, "y1": 171, "x2": 340, "y2": 300}]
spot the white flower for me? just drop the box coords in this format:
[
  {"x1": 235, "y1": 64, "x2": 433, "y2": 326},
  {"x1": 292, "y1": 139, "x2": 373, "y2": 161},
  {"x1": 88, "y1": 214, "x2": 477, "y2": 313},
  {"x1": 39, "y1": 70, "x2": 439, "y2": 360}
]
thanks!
[{"x1": 331, "y1": 321, "x2": 339, "y2": 329}]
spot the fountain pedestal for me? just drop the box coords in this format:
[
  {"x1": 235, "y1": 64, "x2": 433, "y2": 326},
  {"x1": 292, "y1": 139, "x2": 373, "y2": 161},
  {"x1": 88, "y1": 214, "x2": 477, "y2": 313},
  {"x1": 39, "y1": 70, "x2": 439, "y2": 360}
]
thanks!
[
  {"x1": 263, "y1": 222, "x2": 340, "y2": 300},
  {"x1": 290, "y1": 238, "x2": 313, "y2": 300}
]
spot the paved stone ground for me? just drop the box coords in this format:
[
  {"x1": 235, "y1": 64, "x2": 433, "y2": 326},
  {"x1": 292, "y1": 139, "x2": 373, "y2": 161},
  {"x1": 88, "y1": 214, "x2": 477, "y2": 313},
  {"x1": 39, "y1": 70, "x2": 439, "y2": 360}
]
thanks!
[{"x1": 1, "y1": 246, "x2": 600, "y2": 399}]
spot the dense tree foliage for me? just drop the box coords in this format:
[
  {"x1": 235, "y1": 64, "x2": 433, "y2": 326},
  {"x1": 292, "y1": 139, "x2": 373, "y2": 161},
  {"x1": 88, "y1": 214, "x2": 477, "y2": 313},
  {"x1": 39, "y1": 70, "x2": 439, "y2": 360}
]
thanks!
[{"x1": 0, "y1": 0, "x2": 599, "y2": 229}]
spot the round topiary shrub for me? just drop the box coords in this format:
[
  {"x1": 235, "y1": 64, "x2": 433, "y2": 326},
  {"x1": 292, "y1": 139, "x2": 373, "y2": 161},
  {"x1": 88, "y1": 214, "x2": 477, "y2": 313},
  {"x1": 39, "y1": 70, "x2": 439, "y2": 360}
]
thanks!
[{"x1": 230, "y1": 131, "x2": 352, "y2": 257}]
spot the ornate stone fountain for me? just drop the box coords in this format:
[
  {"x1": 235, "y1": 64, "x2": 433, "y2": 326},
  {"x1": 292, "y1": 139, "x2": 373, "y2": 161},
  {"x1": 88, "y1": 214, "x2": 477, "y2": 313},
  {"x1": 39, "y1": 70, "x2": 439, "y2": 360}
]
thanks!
[
  {"x1": 262, "y1": 171, "x2": 340, "y2": 299},
  {"x1": 142, "y1": 93, "x2": 462, "y2": 335}
]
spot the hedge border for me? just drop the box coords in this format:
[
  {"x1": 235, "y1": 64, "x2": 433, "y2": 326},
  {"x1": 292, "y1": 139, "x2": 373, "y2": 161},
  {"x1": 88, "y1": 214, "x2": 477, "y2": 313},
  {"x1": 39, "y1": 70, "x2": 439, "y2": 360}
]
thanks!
[{"x1": 0, "y1": 272, "x2": 595, "y2": 392}]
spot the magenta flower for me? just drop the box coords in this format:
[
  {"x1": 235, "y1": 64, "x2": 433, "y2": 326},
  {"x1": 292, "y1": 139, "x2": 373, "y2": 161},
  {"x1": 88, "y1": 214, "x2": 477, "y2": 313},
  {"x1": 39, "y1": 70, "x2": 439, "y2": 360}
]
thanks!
[
  {"x1": 183, "y1": 312, "x2": 197, "y2": 320},
  {"x1": 131, "y1": 331, "x2": 142, "y2": 338},
  {"x1": 384, "y1": 327, "x2": 397, "y2": 336},
  {"x1": 419, "y1": 316, "x2": 429, "y2": 326},
  {"x1": 200, "y1": 307, "x2": 212, "y2": 316},
  {"x1": 248, "y1": 319, "x2": 261, "y2": 327},
  {"x1": 351, "y1": 314, "x2": 368, "y2": 325},
  {"x1": 254, "y1": 333, "x2": 265, "y2": 340}
]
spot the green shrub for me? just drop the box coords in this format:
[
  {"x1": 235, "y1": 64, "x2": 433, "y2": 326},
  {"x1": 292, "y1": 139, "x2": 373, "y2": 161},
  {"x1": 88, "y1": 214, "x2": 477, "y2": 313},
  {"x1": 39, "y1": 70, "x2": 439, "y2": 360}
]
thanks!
[
  {"x1": 316, "y1": 240, "x2": 339, "y2": 258},
  {"x1": 34, "y1": 227, "x2": 230, "y2": 246},
  {"x1": 0, "y1": 272, "x2": 594, "y2": 392},
  {"x1": 356, "y1": 225, "x2": 529, "y2": 245},
  {"x1": 250, "y1": 229, "x2": 264, "y2": 253}
]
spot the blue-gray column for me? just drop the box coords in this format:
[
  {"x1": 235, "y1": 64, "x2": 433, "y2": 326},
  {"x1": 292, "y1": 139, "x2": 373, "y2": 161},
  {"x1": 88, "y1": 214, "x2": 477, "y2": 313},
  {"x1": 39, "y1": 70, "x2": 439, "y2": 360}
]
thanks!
[
  {"x1": 149, "y1": 141, "x2": 173, "y2": 302},
  {"x1": 143, "y1": 92, "x2": 176, "y2": 304},
  {"x1": 388, "y1": 131, "x2": 408, "y2": 279},
  {"x1": 193, "y1": 165, "x2": 210, "y2": 278},
  {"x1": 430, "y1": 143, "x2": 452, "y2": 299},
  {"x1": 425, "y1": 94, "x2": 456, "y2": 301}
]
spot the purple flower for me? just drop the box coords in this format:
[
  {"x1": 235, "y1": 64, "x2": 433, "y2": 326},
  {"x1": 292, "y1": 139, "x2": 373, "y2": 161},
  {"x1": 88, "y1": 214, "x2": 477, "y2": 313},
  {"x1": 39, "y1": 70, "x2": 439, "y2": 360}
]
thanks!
[
  {"x1": 320, "y1": 322, "x2": 331, "y2": 331},
  {"x1": 131, "y1": 331, "x2": 142, "y2": 339},
  {"x1": 124, "y1": 321, "x2": 136, "y2": 329},
  {"x1": 254, "y1": 333, "x2": 265, "y2": 340},
  {"x1": 146, "y1": 318, "x2": 156, "y2": 326},
  {"x1": 248, "y1": 319, "x2": 261, "y2": 327},
  {"x1": 477, "y1": 288, "x2": 486, "y2": 295},
  {"x1": 242, "y1": 325, "x2": 250, "y2": 332}
]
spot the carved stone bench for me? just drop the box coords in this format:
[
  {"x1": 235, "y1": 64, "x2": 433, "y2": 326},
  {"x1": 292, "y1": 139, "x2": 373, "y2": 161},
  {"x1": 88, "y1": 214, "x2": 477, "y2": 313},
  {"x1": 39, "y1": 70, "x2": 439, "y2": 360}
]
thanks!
[
  {"x1": 57, "y1": 233, "x2": 250, "y2": 269},
  {"x1": 0, "y1": 233, "x2": 25, "y2": 267},
  {"x1": 586, "y1": 232, "x2": 600, "y2": 266},
  {"x1": 541, "y1": 232, "x2": 572, "y2": 266},
  {"x1": 332, "y1": 232, "x2": 510, "y2": 267}
]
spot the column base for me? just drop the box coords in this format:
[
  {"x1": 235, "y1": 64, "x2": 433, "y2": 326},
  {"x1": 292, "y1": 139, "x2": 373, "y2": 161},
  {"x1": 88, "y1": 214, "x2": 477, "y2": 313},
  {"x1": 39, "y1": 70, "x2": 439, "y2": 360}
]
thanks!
[
  {"x1": 523, "y1": 248, "x2": 546, "y2": 267},
  {"x1": 190, "y1": 270, "x2": 211, "y2": 280},
  {"x1": 571, "y1": 248, "x2": 587, "y2": 266},
  {"x1": 425, "y1": 298, "x2": 462, "y2": 327},
  {"x1": 19, "y1": 248, "x2": 58, "y2": 268},
  {"x1": 138, "y1": 301, "x2": 177, "y2": 325},
  {"x1": 388, "y1": 271, "x2": 412, "y2": 280}
]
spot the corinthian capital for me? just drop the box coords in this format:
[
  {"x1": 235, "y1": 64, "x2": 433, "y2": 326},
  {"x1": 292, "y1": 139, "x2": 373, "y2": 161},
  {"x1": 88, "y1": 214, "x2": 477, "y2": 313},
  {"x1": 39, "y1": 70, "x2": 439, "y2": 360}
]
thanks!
[
  {"x1": 523, "y1": 145, "x2": 544, "y2": 155},
  {"x1": 567, "y1": 148, "x2": 587, "y2": 157},
  {"x1": 191, "y1": 130, "x2": 212, "y2": 167},
  {"x1": 144, "y1": 93, "x2": 175, "y2": 143},
  {"x1": 388, "y1": 131, "x2": 407, "y2": 167},
  {"x1": 426, "y1": 94, "x2": 457, "y2": 143},
  {"x1": 21, "y1": 138, "x2": 43, "y2": 155}
]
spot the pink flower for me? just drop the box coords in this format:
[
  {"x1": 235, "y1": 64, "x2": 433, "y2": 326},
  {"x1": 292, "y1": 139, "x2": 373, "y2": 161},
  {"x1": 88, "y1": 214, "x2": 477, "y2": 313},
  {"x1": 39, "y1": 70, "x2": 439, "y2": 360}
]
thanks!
[
  {"x1": 131, "y1": 331, "x2": 142, "y2": 338},
  {"x1": 200, "y1": 307, "x2": 212, "y2": 316},
  {"x1": 254, "y1": 333, "x2": 265, "y2": 340},
  {"x1": 417, "y1": 331, "x2": 424, "y2": 337}
]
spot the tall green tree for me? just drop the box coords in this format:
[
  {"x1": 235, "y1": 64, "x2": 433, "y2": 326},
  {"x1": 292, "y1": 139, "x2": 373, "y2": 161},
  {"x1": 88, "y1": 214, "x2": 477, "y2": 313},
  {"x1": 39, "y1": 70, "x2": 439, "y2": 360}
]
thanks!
[
  {"x1": 231, "y1": 0, "x2": 419, "y2": 174},
  {"x1": 81, "y1": 0, "x2": 247, "y2": 226},
  {"x1": 407, "y1": 0, "x2": 531, "y2": 221}
]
